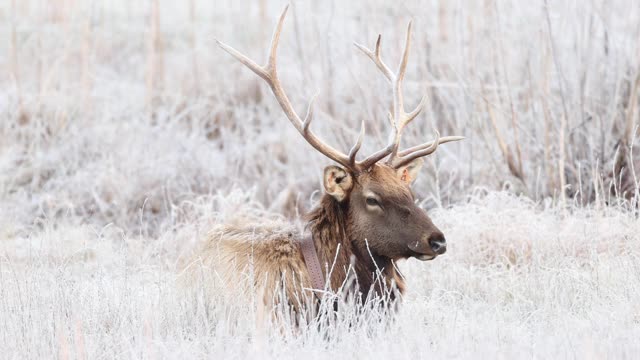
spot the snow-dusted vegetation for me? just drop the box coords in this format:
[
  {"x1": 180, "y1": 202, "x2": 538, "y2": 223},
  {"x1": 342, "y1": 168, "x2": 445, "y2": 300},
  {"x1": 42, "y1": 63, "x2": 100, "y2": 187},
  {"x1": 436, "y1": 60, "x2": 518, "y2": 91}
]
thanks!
[{"x1": 1, "y1": 0, "x2": 639, "y2": 358}]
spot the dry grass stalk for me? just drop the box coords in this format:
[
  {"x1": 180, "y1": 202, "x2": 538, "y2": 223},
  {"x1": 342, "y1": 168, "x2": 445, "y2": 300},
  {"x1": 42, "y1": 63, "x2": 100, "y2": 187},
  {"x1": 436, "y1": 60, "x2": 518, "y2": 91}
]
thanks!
[
  {"x1": 558, "y1": 113, "x2": 568, "y2": 207},
  {"x1": 80, "y1": 7, "x2": 93, "y2": 114},
  {"x1": 10, "y1": 0, "x2": 24, "y2": 119},
  {"x1": 145, "y1": 0, "x2": 164, "y2": 116},
  {"x1": 188, "y1": 0, "x2": 200, "y2": 95},
  {"x1": 484, "y1": 97, "x2": 525, "y2": 185}
]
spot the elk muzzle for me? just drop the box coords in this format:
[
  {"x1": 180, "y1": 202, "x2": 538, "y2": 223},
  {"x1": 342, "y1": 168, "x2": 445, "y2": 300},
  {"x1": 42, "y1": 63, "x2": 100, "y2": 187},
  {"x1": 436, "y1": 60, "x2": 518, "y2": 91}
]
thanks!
[
  {"x1": 408, "y1": 231, "x2": 447, "y2": 261},
  {"x1": 428, "y1": 232, "x2": 447, "y2": 255}
]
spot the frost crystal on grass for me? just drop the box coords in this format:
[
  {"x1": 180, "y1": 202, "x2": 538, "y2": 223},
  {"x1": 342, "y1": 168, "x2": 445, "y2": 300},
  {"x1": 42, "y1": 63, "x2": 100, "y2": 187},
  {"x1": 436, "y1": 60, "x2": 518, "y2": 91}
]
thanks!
[{"x1": 1, "y1": 1, "x2": 639, "y2": 359}]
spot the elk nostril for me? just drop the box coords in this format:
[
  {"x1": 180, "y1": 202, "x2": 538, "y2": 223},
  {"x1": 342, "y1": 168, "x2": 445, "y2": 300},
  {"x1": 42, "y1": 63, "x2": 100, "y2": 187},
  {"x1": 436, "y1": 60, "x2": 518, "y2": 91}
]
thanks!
[{"x1": 428, "y1": 232, "x2": 447, "y2": 254}]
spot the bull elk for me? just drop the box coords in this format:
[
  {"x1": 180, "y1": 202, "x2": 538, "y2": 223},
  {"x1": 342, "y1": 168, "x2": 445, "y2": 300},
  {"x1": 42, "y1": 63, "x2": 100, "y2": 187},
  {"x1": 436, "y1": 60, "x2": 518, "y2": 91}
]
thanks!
[{"x1": 195, "y1": 6, "x2": 463, "y2": 313}]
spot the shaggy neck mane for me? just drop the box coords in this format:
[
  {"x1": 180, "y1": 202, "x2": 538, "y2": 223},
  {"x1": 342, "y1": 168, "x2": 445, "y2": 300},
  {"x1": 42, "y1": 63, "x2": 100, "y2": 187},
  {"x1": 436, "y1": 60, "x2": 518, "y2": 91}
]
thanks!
[{"x1": 305, "y1": 194, "x2": 405, "y2": 299}]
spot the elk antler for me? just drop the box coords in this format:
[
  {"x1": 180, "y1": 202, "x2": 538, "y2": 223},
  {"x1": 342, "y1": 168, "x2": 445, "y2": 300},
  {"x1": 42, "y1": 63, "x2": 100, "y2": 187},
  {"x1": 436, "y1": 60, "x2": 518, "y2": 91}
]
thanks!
[
  {"x1": 216, "y1": 6, "x2": 365, "y2": 172},
  {"x1": 217, "y1": 6, "x2": 463, "y2": 173},
  {"x1": 354, "y1": 21, "x2": 464, "y2": 169}
]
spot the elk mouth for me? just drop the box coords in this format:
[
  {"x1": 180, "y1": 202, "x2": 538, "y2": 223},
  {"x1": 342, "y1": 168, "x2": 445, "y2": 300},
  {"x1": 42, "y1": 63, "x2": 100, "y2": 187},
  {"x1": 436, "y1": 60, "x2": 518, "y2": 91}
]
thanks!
[
  {"x1": 408, "y1": 241, "x2": 438, "y2": 261},
  {"x1": 415, "y1": 254, "x2": 437, "y2": 261},
  {"x1": 408, "y1": 247, "x2": 438, "y2": 261}
]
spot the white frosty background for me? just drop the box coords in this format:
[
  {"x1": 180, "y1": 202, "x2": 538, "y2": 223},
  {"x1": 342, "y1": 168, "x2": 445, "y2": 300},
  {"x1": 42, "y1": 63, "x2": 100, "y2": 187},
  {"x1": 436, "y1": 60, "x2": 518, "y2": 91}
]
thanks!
[{"x1": 1, "y1": 0, "x2": 640, "y2": 359}]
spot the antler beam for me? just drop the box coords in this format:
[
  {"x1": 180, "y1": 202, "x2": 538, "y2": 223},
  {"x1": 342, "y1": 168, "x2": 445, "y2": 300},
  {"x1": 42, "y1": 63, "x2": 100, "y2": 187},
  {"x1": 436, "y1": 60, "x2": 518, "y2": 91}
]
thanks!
[{"x1": 217, "y1": 5, "x2": 364, "y2": 171}]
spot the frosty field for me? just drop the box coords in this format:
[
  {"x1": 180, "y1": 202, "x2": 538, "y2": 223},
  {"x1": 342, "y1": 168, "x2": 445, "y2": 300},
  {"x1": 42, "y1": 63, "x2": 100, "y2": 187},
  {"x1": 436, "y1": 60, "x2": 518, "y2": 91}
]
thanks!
[{"x1": 1, "y1": 0, "x2": 640, "y2": 359}]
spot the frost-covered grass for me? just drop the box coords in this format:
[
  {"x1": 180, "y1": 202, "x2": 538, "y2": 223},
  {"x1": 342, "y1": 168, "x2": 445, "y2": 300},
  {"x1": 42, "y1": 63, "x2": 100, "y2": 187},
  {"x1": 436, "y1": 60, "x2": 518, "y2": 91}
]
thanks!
[
  {"x1": 2, "y1": 193, "x2": 640, "y2": 359},
  {"x1": 1, "y1": 0, "x2": 640, "y2": 359}
]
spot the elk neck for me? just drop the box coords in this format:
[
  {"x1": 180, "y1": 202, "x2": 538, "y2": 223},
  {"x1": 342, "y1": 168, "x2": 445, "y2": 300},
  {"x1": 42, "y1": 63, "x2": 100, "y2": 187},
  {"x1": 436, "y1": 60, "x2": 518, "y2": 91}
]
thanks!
[{"x1": 304, "y1": 194, "x2": 406, "y2": 297}]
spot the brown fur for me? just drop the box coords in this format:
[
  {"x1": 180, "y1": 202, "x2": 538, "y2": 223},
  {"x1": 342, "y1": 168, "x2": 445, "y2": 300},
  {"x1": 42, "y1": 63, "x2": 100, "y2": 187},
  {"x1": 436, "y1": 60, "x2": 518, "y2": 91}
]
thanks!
[
  {"x1": 306, "y1": 192, "x2": 407, "y2": 298},
  {"x1": 187, "y1": 163, "x2": 445, "y2": 313},
  {"x1": 187, "y1": 220, "x2": 313, "y2": 312}
]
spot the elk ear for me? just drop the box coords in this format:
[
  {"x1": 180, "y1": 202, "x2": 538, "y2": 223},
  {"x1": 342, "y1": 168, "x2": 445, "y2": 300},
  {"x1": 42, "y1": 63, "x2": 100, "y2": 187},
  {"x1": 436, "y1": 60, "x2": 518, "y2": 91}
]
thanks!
[
  {"x1": 323, "y1": 165, "x2": 353, "y2": 202},
  {"x1": 396, "y1": 158, "x2": 424, "y2": 185}
]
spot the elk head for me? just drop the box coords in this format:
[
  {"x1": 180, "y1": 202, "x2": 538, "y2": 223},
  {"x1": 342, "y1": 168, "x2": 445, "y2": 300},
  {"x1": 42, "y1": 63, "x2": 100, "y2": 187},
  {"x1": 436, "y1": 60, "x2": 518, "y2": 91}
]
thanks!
[{"x1": 217, "y1": 6, "x2": 463, "y2": 262}]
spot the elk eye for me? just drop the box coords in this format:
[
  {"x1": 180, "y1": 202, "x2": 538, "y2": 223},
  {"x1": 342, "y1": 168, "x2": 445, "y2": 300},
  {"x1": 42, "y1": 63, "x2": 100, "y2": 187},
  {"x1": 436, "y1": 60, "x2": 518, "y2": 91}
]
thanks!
[{"x1": 366, "y1": 197, "x2": 380, "y2": 207}]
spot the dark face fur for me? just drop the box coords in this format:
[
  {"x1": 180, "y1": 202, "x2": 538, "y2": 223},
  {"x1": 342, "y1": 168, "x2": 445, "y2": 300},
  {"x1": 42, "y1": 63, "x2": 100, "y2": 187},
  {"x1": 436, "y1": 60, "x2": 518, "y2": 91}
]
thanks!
[{"x1": 324, "y1": 163, "x2": 446, "y2": 262}]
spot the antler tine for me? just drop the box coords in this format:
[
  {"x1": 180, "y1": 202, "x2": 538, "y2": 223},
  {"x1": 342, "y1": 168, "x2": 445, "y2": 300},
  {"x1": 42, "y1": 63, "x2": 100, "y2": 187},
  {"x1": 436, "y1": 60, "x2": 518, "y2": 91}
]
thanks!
[
  {"x1": 357, "y1": 125, "x2": 399, "y2": 169},
  {"x1": 302, "y1": 94, "x2": 318, "y2": 132},
  {"x1": 215, "y1": 40, "x2": 270, "y2": 82},
  {"x1": 218, "y1": 5, "x2": 364, "y2": 171},
  {"x1": 403, "y1": 93, "x2": 427, "y2": 128},
  {"x1": 398, "y1": 135, "x2": 466, "y2": 158},
  {"x1": 392, "y1": 134, "x2": 466, "y2": 169},
  {"x1": 392, "y1": 130, "x2": 440, "y2": 169},
  {"x1": 357, "y1": 21, "x2": 425, "y2": 168},
  {"x1": 354, "y1": 35, "x2": 394, "y2": 83},
  {"x1": 348, "y1": 121, "x2": 366, "y2": 166},
  {"x1": 392, "y1": 20, "x2": 413, "y2": 127},
  {"x1": 386, "y1": 20, "x2": 423, "y2": 161},
  {"x1": 266, "y1": 5, "x2": 288, "y2": 72}
]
